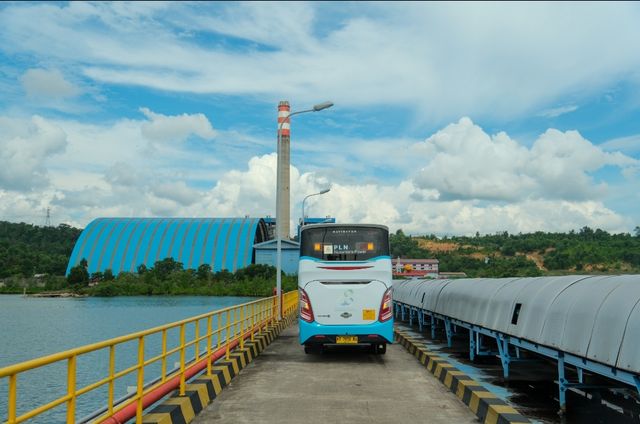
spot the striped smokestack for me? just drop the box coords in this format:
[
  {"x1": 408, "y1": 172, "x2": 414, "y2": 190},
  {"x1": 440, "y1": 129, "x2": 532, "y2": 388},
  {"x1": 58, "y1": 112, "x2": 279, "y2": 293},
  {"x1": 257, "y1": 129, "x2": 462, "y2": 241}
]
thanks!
[{"x1": 277, "y1": 101, "x2": 291, "y2": 239}]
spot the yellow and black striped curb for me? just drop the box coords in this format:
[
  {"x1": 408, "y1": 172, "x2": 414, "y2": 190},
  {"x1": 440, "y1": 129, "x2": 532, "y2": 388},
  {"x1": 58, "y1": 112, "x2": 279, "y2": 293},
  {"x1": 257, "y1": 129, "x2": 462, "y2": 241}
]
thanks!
[
  {"x1": 142, "y1": 313, "x2": 296, "y2": 424},
  {"x1": 395, "y1": 329, "x2": 530, "y2": 424}
]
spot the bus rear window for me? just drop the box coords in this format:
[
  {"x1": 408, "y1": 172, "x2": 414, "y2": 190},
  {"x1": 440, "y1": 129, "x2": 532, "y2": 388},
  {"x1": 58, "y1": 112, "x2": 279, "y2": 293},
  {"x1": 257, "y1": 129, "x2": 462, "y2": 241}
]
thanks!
[{"x1": 300, "y1": 226, "x2": 389, "y2": 261}]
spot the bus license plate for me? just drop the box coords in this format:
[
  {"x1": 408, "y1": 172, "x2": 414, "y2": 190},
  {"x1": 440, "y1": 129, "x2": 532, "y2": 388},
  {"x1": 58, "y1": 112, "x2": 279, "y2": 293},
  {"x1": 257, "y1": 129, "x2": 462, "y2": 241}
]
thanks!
[{"x1": 336, "y1": 336, "x2": 358, "y2": 344}]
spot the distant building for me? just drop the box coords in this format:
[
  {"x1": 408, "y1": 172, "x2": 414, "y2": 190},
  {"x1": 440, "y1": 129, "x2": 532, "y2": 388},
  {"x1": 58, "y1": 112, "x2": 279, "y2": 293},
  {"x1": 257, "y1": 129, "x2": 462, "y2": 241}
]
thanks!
[
  {"x1": 253, "y1": 239, "x2": 300, "y2": 275},
  {"x1": 393, "y1": 258, "x2": 439, "y2": 278},
  {"x1": 66, "y1": 218, "x2": 270, "y2": 276}
]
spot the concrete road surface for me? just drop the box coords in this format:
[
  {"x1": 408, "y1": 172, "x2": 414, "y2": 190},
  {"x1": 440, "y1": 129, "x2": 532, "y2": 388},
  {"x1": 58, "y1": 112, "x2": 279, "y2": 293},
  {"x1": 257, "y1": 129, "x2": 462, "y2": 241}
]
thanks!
[{"x1": 193, "y1": 325, "x2": 477, "y2": 424}]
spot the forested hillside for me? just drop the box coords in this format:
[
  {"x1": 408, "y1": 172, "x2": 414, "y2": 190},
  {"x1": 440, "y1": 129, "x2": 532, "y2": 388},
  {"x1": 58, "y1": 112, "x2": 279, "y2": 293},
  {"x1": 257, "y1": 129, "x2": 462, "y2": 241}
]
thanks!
[
  {"x1": 2, "y1": 220, "x2": 640, "y2": 281},
  {"x1": 0, "y1": 221, "x2": 82, "y2": 278},
  {"x1": 391, "y1": 226, "x2": 640, "y2": 278}
]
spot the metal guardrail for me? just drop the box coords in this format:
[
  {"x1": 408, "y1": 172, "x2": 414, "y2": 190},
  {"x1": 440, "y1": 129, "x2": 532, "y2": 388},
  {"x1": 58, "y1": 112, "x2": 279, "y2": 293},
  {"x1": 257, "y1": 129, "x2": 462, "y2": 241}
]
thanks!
[{"x1": 1, "y1": 291, "x2": 299, "y2": 424}]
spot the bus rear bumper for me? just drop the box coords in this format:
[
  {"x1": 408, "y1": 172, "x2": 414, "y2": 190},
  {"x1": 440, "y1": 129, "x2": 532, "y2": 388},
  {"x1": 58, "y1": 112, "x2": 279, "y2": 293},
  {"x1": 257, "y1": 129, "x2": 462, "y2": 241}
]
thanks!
[{"x1": 299, "y1": 319, "x2": 394, "y2": 345}]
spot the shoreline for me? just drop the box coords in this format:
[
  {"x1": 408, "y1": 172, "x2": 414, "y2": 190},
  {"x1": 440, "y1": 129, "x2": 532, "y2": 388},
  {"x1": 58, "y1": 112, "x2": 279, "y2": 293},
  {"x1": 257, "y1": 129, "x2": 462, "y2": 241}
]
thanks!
[{"x1": 27, "y1": 292, "x2": 88, "y2": 298}]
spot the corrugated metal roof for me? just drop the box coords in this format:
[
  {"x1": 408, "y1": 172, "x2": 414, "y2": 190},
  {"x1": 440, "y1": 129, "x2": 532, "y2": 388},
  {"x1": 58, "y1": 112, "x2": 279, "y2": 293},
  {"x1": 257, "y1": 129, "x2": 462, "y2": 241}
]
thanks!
[
  {"x1": 393, "y1": 275, "x2": 640, "y2": 373},
  {"x1": 66, "y1": 217, "x2": 268, "y2": 275}
]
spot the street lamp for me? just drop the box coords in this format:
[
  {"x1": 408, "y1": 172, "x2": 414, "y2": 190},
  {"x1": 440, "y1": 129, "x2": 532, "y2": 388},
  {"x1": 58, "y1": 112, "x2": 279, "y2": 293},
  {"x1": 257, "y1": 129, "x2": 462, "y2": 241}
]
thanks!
[
  {"x1": 275, "y1": 101, "x2": 333, "y2": 320},
  {"x1": 301, "y1": 188, "x2": 331, "y2": 227}
]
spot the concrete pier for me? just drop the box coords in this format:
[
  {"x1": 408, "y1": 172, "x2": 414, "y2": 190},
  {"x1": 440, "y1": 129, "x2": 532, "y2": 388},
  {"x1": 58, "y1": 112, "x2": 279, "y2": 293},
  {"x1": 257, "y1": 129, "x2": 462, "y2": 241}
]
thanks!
[{"x1": 193, "y1": 326, "x2": 476, "y2": 424}]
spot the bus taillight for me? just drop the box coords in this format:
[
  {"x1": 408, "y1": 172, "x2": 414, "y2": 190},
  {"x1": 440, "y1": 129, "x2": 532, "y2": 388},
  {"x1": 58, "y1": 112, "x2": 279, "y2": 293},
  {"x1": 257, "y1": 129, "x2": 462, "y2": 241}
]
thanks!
[
  {"x1": 299, "y1": 288, "x2": 315, "y2": 322},
  {"x1": 379, "y1": 288, "x2": 393, "y2": 322}
]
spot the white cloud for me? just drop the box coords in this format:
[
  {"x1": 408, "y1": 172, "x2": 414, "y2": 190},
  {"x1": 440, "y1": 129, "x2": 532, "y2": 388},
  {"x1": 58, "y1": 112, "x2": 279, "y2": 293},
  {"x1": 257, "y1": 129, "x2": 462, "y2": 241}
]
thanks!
[
  {"x1": 20, "y1": 68, "x2": 80, "y2": 98},
  {"x1": 194, "y1": 154, "x2": 632, "y2": 236},
  {"x1": 152, "y1": 181, "x2": 200, "y2": 206},
  {"x1": 2, "y1": 3, "x2": 640, "y2": 122},
  {"x1": 601, "y1": 134, "x2": 640, "y2": 154},
  {"x1": 413, "y1": 117, "x2": 638, "y2": 202},
  {"x1": 0, "y1": 115, "x2": 67, "y2": 190},
  {"x1": 0, "y1": 112, "x2": 636, "y2": 235},
  {"x1": 140, "y1": 107, "x2": 216, "y2": 143},
  {"x1": 404, "y1": 198, "x2": 630, "y2": 236},
  {"x1": 538, "y1": 105, "x2": 578, "y2": 118}
]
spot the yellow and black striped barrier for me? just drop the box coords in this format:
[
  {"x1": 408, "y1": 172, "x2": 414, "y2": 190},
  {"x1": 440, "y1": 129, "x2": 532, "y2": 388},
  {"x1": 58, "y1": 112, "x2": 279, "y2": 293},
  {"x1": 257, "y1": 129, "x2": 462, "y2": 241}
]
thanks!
[
  {"x1": 142, "y1": 313, "x2": 296, "y2": 424},
  {"x1": 395, "y1": 329, "x2": 530, "y2": 424}
]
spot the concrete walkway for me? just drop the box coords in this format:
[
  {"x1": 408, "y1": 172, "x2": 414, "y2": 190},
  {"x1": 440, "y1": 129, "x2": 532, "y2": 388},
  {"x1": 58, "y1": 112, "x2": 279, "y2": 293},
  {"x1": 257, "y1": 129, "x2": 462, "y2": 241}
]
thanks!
[{"x1": 193, "y1": 325, "x2": 476, "y2": 424}]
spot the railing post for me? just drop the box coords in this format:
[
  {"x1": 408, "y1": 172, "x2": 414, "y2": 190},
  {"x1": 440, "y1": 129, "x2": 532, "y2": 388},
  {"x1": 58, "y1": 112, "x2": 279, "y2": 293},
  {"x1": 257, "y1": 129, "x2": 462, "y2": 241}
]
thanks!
[
  {"x1": 251, "y1": 303, "x2": 255, "y2": 342},
  {"x1": 108, "y1": 345, "x2": 115, "y2": 414},
  {"x1": 8, "y1": 374, "x2": 17, "y2": 424},
  {"x1": 179, "y1": 324, "x2": 186, "y2": 396},
  {"x1": 240, "y1": 307, "x2": 245, "y2": 350},
  {"x1": 136, "y1": 336, "x2": 145, "y2": 424},
  {"x1": 195, "y1": 320, "x2": 200, "y2": 361},
  {"x1": 207, "y1": 315, "x2": 213, "y2": 376},
  {"x1": 225, "y1": 310, "x2": 231, "y2": 360},
  {"x1": 216, "y1": 312, "x2": 222, "y2": 350},
  {"x1": 66, "y1": 355, "x2": 77, "y2": 424},
  {"x1": 161, "y1": 329, "x2": 167, "y2": 382}
]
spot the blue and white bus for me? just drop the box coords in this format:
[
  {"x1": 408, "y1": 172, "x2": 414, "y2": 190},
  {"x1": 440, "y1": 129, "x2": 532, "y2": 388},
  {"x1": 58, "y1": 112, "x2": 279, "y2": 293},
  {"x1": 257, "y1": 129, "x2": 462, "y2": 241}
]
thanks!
[{"x1": 298, "y1": 224, "x2": 393, "y2": 354}]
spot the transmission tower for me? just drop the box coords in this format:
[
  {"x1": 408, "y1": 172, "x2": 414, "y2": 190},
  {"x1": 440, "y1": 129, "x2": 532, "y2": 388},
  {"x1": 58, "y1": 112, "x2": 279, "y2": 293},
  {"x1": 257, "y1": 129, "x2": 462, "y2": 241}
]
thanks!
[{"x1": 45, "y1": 208, "x2": 51, "y2": 227}]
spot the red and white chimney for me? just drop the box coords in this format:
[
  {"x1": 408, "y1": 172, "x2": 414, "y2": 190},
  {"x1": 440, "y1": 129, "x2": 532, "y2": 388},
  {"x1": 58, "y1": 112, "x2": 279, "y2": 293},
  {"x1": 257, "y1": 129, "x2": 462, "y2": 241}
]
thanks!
[{"x1": 277, "y1": 101, "x2": 291, "y2": 239}]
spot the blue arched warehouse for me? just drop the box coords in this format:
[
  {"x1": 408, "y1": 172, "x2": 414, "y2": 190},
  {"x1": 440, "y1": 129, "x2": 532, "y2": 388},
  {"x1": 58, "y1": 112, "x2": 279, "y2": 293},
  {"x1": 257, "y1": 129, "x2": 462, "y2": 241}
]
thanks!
[{"x1": 66, "y1": 217, "x2": 269, "y2": 276}]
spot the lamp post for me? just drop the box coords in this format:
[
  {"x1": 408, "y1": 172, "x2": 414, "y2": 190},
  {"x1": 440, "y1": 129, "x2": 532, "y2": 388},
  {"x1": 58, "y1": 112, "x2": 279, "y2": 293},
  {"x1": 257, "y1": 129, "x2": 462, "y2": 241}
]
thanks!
[
  {"x1": 275, "y1": 101, "x2": 333, "y2": 320},
  {"x1": 301, "y1": 188, "x2": 331, "y2": 227}
]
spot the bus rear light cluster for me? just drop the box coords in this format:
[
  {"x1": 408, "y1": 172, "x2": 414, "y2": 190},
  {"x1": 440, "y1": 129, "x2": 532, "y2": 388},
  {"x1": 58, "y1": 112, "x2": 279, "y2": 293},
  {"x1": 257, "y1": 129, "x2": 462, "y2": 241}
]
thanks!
[
  {"x1": 299, "y1": 288, "x2": 314, "y2": 322},
  {"x1": 379, "y1": 288, "x2": 393, "y2": 322}
]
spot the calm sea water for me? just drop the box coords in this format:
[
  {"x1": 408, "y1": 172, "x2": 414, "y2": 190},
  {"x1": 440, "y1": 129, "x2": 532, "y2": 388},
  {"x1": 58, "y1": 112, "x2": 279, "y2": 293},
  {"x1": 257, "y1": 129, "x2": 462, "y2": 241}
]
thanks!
[{"x1": 0, "y1": 295, "x2": 256, "y2": 423}]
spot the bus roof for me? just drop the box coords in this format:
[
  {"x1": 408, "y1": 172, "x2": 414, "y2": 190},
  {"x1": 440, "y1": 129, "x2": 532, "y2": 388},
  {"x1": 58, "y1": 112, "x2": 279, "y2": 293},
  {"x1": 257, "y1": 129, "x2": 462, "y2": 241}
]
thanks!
[{"x1": 300, "y1": 223, "x2": 389, "y2": 233}]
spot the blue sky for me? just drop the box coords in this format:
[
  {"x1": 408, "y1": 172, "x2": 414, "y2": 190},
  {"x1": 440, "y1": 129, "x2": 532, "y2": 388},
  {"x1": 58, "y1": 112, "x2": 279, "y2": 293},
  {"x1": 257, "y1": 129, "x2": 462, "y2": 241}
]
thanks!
[{"x1": 0, "y1": 2, "x2": 639, "y2": 235}]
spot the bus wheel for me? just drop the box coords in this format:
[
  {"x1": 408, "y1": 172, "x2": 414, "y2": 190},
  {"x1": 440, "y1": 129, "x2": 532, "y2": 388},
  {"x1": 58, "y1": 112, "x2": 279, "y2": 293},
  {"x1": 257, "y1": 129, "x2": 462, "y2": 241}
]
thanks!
[
  {"x1": 376, "y1": 343, "x2": 387, "y2": 355},
  {"x1": 304, "y1": 344, "x2": 312, "y2": 354}
]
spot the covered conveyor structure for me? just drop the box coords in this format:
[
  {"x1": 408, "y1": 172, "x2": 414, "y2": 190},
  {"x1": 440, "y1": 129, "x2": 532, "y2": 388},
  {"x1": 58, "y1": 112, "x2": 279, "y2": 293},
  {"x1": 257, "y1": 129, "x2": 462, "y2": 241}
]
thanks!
[
  {"x1": 66, "y1": 217, "x2": 269, "y2": 276},
  {"x1": 393, "y1": 276, "x2": 640, "y2": 412}
]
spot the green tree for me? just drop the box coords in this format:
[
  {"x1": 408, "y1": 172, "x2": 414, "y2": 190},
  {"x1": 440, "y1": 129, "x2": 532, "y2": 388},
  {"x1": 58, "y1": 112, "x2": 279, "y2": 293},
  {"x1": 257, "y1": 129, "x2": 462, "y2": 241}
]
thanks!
[
  {"x1": 153, "y1": 258, "x2": 183, "y2": 280},
  {"x1": 103, "y1": 269, "x2": 115, "y2": 281},
  {"x1": 196, "y1": 264, "x2": 212, "y2": 280},
  {"x1": 67, "y1": 265, "x2": 89, "y2": 287}
]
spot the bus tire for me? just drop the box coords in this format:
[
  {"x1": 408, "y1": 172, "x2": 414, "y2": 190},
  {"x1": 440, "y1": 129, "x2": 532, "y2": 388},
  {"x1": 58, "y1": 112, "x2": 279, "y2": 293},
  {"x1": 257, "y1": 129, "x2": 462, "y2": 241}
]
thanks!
[{"x1": 377, "y1": 343, "x2": 387, "y2": 354}]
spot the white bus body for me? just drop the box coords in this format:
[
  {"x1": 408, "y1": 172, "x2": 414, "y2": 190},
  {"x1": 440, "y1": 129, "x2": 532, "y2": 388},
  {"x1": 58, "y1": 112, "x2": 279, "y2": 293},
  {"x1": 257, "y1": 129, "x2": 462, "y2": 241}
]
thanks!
[{"x1": 298, "y1": 224, "x2": 393, "y2": 353}]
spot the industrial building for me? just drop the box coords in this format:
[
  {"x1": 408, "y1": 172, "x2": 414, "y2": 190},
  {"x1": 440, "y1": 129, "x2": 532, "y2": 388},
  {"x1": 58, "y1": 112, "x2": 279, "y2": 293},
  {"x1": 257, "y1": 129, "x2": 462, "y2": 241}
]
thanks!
[
  {"x1": 66, "y1": 217, "x2": 269, "y2": 276},
  {"x1": 253, "y1": 239, "x2": 301, "y2": 275}
]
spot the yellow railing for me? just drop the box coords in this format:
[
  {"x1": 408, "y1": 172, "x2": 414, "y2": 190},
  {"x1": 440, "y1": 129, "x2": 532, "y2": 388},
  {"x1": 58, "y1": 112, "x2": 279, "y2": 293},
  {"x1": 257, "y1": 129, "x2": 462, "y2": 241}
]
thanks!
[{"x1": 1, "y1": 291, "x2": 298, "y2": 424}]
